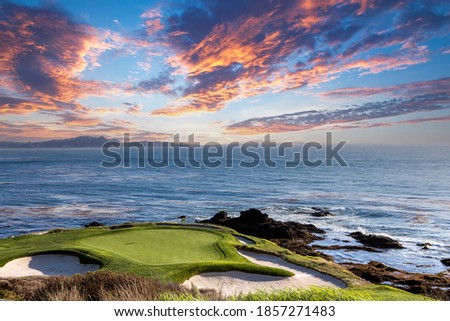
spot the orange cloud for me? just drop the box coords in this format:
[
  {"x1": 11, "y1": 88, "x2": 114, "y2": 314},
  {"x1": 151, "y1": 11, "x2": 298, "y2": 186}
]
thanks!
[
  {"x1": 152, "y1": 80, "x2": 240, "y2": 115},
  {"x1": 150, "y1": 0, "x2": 445, "y2": 116},
  {"x1": 0, "y1": 96, "x2": 59, "y2": 114},
  {"x1": 0, "y1": 3, "x2": 123, "y2": 117}
]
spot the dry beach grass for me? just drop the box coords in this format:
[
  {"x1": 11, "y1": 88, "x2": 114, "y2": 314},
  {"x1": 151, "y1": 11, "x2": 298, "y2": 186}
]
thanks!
[{"x1": 0, "y1": 271, "x2": 220, "y2": 301}]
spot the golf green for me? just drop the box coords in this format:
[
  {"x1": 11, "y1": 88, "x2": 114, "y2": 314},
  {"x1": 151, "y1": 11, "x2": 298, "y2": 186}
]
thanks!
[
  {"x1": 0, "y1": 224, "x2": 295, "y2": 281},
  {"x1": 80, "y1": 228, "x2": 225, "y2": 265}
]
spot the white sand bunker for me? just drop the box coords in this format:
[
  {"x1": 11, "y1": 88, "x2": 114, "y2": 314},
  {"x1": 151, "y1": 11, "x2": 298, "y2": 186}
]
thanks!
[
  {"x1": 0, "y1": 254, "x2": 99, "y2": 278},
  {"x1": 234, "y1": 236, "x2": 255, "y2": 245},
  {"x1": 183, "y1": 250, "x2": 346, "y2": 297}
]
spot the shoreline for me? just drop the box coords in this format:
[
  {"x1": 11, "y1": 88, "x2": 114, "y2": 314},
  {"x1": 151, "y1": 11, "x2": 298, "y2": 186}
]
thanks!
[
  {"x1": 6, "y1": 215, "x2": 450, "y2": 275},
  {"x1": 0, "y1": 219, "x2": 441, "y2": 301},
  {"x1": 2, "y1": 205, "x2": 448, "y2": 275},
  {"x1": 1, "y1": 212, "x2": 449, "y2": 300},
  {"x1": 200, "y1": 209, "x2": 450, "y2": 300}
]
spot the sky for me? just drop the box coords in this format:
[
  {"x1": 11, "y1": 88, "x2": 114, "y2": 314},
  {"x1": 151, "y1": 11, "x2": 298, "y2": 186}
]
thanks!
[{"x1": 0, "y1": 0, "x2": 449, "y2": 144}]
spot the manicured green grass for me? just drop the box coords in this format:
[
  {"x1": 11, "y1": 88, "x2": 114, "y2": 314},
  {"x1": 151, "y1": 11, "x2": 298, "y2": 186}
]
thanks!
[{"x1": 80, "y1": 228, "x2": 224, "y2": 265}]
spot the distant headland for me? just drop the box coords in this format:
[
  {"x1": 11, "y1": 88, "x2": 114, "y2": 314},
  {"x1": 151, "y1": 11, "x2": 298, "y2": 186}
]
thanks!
[{"x1": 0, "y1": 136, "x2": 110, "y2": 148}]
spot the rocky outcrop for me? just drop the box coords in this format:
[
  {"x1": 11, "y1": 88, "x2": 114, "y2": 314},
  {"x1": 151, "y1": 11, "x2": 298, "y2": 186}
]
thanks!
[
  {"x1": 201, "y1": 209, "x2": 330, "y2": 259},
  {"x1": 313, "y1": 244, "x2": 382, "y2": 253},
  {"x1": 349, "y1": 232, "x2": 403, "y2": 249},
  {"x1": 343, "y1": 261, "x2": 450, "y2": 300},
  {"x1": 202, "y1": 208, "x2": 448, "y2": 300},
  {"x1": 417, "y1": 242, "x2": 431, "y2": 250},
  {"x1": 202, "y1": 208, "x2": 324, "y2": 240},
  {"x1": 211, "y1": 211, "x2": 228, "y2": 221},
  {"x1": 84, "y1": 221, "x2": 104, "y2": 228},
  {"x1": 311, "y1": 207, "x2": 333, "y2": 217}
]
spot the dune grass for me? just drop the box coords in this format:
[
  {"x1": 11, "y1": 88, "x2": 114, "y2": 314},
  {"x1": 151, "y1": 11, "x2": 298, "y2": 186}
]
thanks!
[{"x1": 0, "y1": 270, "x2": 206, "y2": 301}]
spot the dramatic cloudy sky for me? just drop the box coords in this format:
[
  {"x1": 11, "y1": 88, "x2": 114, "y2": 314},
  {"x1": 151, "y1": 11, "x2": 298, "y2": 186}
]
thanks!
[{"x1": 1, "y1": 0, "x2": 449, "y2": 144}]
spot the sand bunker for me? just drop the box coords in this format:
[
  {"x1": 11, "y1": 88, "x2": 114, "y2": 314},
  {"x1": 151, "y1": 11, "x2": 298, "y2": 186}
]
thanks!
[
  {"x1": 0, "y1": 254, "x2": 99, "y2": 277},
  {"x1": 182, "y1": 250, "x2": 346, "y2": 296},
  {"x1": 234, "y1": 236, "x2": 255, "y2": 245}
]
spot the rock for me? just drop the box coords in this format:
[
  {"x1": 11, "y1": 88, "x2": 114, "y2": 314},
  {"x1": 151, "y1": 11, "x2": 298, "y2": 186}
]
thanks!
[
  {"x1": 84, "y1": 221, "x2": 104, "y2": 228},
  {"x1": 110, "y1": 222, "x2": 135, "y2": 229},
  {"x1": 178, "y1": 215, "x2": 187, "y2": 219},
  {"x1": 349, "y1": 231, "x2": 403, "y2": 249},
  {"x1": 368, "y1": 261, "x2": 396, "y2": 270},
  {"x1": 211, "y1": 211, "x2": 228, "y2": 221},
  {"x1": 401, "y1": 279, "x2": 423, "y2": 286},
  {"x1": 277, "y1": 239, "x2": 334, "y2": 260},
  {"x1": 311, "y1": 210, "x2": 333, "y2": 217},
  {"x1": 343, "y1": 261, "x2": 450, "y2": 300},
  {"x1": 313, "y1": 244, "x2": 383, "y2": 253},
  {"x1": 201, "y1": 208, "x2": 329, "y2": 260},
  {"x1": 417, "y1": 242, "x2": 431, "y2": 250},
  {"x1": 441, "y1": 258, "x2": 450, "y2": 266},
  {"x1": 239, "y1": 208, "x2": 269, "y2": 223},
  {"x1": 310, "y1": 207, "x2": 333, "y2": 217}
]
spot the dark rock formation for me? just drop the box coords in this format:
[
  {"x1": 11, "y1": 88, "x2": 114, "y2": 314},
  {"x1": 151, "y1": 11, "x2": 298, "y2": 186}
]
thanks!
[
  {"x1": 313, "y1": 244, "x2": 383, "y2": 253},
  {"x1": 201, "y1": 208, "x2": 330, "y2": 259},
  {"x1": 239, "y1": 208, "x2": 269, "y2": 223},
  {"x1": 84, "y1": 221, "x2": 104, "y2": 228},
  {"x1": 441, "y1": 258, "x2": 450, "y2": 266},
  {"x1": 311, "y1": 210, "x2": 333, "y2": 217},
  {"x1": 211, "y1": 211, "x2": 228, "y2": 221},
  {"x1": 417, "y1": 242, "x2": 431, "y2": 250},
  {"x1": 349, "y1": 231, "x2": 403, "y2": 249},
  {"x1": 202, "y1": 208, "x2": 324, "y2": 240},
  {"x1": 110, "y1": 222, "x2": 135, "y2": 229},
  {"x1": 343, "y1": 261, "x2": 450, "y2": 300},
  {"x1": 310, "y1": 207, "x2": 333, "y2": 217}
]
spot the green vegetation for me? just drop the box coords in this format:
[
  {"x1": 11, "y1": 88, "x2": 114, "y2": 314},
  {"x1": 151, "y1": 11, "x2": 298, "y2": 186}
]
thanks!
[
  {"x1": 232, "y1": 285, "x2": 431, "y2": 301},
  {"x1": 0, "y1": 224, "x2": 292, "y2": 282},
  {"x1": 80, "y1": 228, "x2": 224, "y2": 265},
  {"x1": 0, "y1": 223, "x2": 431, "y2": 301}
]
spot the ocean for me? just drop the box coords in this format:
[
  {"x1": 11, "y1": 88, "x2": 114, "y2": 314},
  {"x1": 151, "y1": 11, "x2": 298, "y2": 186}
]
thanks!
[{"x1": 0, "y1": 144, "x2": 449, "y2": 274}]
